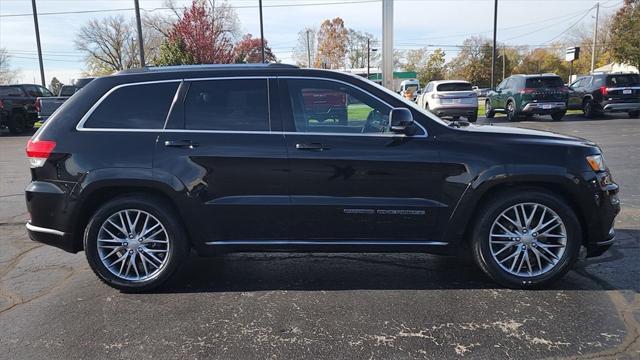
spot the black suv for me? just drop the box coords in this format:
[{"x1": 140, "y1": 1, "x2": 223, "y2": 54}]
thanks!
[
  {"x1": 485, "y1": 74, "x2": 569, "y2": 121},
  {"x1": 25, "y1": 64, "x2": 619, "y2": 291},
  {"x1": 568, "y1": 72, "x2": 640, "y2": 118}
]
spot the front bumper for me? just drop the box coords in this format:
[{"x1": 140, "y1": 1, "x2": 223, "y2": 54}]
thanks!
[
  {"x1": 26, "y1": 222, "x2": 76, "y2": 253},
  {"x1": 602, "y1": 102, "x2": 640, "y2": 112},
  {"x1": 583, "y1": 171, "x2": 620, "y2": 257},
  {"x1": 521, "y1": 102, "x2": 566, "y2": 114}
]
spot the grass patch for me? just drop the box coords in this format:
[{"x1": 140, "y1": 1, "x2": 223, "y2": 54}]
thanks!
[{"x1": 348, "y1": 103, "x2": 372, "y2": 120}]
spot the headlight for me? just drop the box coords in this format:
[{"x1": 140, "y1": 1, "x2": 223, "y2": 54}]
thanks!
[{"x1": 586, "y1": 154, "x2": 606, "y2": 172}]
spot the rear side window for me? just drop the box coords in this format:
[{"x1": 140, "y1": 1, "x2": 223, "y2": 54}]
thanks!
[
  {"x1": 525, "y1": 77, "x2": 564, "y2": 88},
  {"x1": 606, "y1": 74, "x2": 640, "y2": 87},
  {"x1": 59, "y1": 86, "x2": 76, "y2": 96},
  {"x1": 84, "y1": 82, "x2": 179, "y2": 129},
  {"x1": 0, "y1": 86, "x2": 24, "y2": 96},
  {"x1": 437, "y1": 82, "x2": 472, "y2": 91},
  {"x1": 184, "y1": 79, "x2": 269, "y2": 131}
]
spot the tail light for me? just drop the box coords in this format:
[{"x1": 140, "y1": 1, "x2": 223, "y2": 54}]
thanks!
[
  {"x1": 26, "y1": 139, "x2": 56, "y2": 168},
  {"x1": 600, "y1": 86, "x2": 609, "y2": 95},
  {"x1": 520, "y1": 88, "x2": 536, "y2": 94},
  {"x1": 431, "y1": 93, "x2": 441, "y2": 99},
  {"x1": 35, "y1": 98, "x2": 41, "y2": 112},
  {"x1": 0, "y1": 99, "x2": 3, "y2": 110}
]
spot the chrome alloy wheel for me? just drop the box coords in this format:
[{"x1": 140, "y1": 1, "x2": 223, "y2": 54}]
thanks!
[
  {"x1": 489, "y1": 202, "x2": 567, "y2": 277},
  {"x1": 97, "y1": 209, "x2": 171, "y2": 281}
]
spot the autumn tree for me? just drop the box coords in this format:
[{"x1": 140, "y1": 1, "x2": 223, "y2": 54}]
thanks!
[
  {"x1": 402, "y1": 48, "x2": 429, "y2": 73},
  {"x1": 609, "y1": 0, "x2": 640, "y2": 71},
  {"x1": 513, "y1": 48, "x2": 567, "y2": 79},
  {"x1": 49, "y1": 77, "x2": 63, "y2": 95},
  {"x1": 417, "y1": 48, "x2": 447, "y2": 84},
  {"x1": 155, "y1": 37, "x2": 195, "y2": 66},
  {"x1": 446, "y1": 36, "x2": 493, "y2": 86},
  {"x1": 233, "y1": 33, "x2": 276, "y2": 63},
  {"x1": 346, "y1": 29, "x2": 377, "y2": 69},
  {"x1": 293, "y1": 28, "x2": 316, "y2": 67},
  {"x1": 315, "y1": 18, "x2": 349, "y2": 69},
  {"x1": 0, "y1": 48, "x2": 18, "y2": 84}
]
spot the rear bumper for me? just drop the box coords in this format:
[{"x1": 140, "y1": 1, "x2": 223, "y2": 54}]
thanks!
[
  {"x1": 431, "y1": 105, "x2": 478, "y2": 117},
  {"x1": 602, "y1": 102, "x2": 640, "y2": 112},
  {"x1": 521, "y1": 102, "x2": 566, "y2": 114}
]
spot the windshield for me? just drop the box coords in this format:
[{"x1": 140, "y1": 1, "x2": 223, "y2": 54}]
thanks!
[
  {"x1": 437, "y1": 83, "x2": 472, "y2": 91},
  {"x1": 606, "y1": 74, "x2": 640, "y2": 87},
  {"x1": 525, "y1": 77, "x2": 564, "y2": 88}
]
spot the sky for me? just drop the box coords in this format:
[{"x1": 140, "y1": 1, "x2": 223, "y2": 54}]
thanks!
[{"x1": 0, "y1": 0, "x2": 624, "y2": 85}]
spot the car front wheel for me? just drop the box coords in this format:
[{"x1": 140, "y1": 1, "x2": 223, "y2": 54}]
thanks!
[
  {"x1": 506, "y1": 101, "x2": 517, "y2": 122},
  {"x1": 471, "y1": 190, "x2": 581, "y2": 288},
  {"x1": 551, "y1": 111, "x2": 565, "y2": 121},
  {"x1": 84, "y1": 194, "x2": 189, "y2": 292},
  {"x1": 485, "y1": 100, "x2": 495, "y2": 118}
]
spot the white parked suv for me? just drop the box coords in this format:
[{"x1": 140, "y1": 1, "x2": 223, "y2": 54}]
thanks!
[{"x1": 417, "y1": 80, "x2": 478, "y2": 122}]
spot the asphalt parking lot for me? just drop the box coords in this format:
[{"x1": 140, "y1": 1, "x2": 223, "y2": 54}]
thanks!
[{"x1": 0, "y1": 114, "x2": 638, "y2": 359}]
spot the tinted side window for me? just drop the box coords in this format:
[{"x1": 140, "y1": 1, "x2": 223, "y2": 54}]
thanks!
[
  {"x1": 606, "y1": 74, "x2": 640, "y2": 86},
  {"x1": 287, "y1": 79, "x2": 391, "y2": 134},
  {"x1": 84, "y1": 82, "x2": 179, "y2": 129},
  {"x1": 38, "y1": 86, "x2": 53, "y2": 97},
  {"x1": 24, "y1": 85, "x2": 39, "y2": 97},
  {"x1": 0, "y1": 86, "x2": 24, "y2": 96},
  {"x1": 184, "y1": 79, "x2": 269, "y2": 131}
]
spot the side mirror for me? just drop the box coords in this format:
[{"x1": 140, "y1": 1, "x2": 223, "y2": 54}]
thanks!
[{"x1": 389, "y1": 108, "x2": 415, "y2": 134}]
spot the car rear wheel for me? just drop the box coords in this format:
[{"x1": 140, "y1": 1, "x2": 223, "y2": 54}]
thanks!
[
  {"x1": 471, "y1": 190, "x2": 581, "y2": 288},
  {"x1": 485, "y1": 100, "x2": 495, "y2": 118},
  {"x1": 583, "y1": 99, "x2": 597, "y2": 118},
  {"x1": 8, "y1": 112, "x2": 26, "y2": 134},
  {"x1": 84, "y1": 194, "x2": 189, "y2": 292},
  {"x1": 468, "y1": 114, "x2": 478, "y2": 123},
  {"x1": 551, "y1": 111, "x2": 565, "y2": 121},
  {"x1": 629, "y1": 110, "x2": 639, "y2": 119},
  {"x1": 506, "y1": 101, "x2": 517, "y2": 122}
]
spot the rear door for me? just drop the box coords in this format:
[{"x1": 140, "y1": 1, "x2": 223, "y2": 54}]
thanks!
[
  {"x1": 280, "y1": 77, "x2": 445, "y2": 241},
  {"x1": 568, "y1": 77, "x2": 587, "y2": 109},
  {"x1": 154, "y1": 77, "x2": 290, "y2": 243},
  {"x1": 493, "y1": 78, "x2": 509, "y2": 109}
]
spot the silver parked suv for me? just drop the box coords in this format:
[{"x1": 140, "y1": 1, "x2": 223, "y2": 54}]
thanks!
[{"x1": 417, "y1": 80, "x2": 478, "y2": 122}]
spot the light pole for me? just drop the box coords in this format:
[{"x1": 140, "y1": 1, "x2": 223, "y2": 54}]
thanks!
[
  {"x1": 367, "y1": 41, "x2": 378, "y2": 80},
  {"x1": 306, "y1": 30, "x2": 312, "y2": 68},
  {"x1": 382, "y1": 0, "x2": 394, "y2": 90},
  {"x1": 590, "y1": 2, "x2": 600, "y2": 73}
]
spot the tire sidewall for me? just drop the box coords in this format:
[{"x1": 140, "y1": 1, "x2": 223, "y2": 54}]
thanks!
[
  {"x1": 84, "y1": 196, "x2": 187, "y2": 292},
  {"x1": 473, "y1": 191, "x2": 581, "y2": 288}
]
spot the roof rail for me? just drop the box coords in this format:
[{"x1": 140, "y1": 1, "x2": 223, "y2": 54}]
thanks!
[{"x1": 117, "y1": 63, "x2": 299, "y2": 74}]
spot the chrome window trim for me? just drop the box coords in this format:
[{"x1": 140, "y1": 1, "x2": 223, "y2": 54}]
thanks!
[
  {"x1": 76, "y1": 79, "x2": 182, "y2": 131},
  {"x1": 205, "y1": 240, "x2": 448, "y2": 246},
  {"x1": 75, "y1": 75, "x2": 428, "y2": 138}
]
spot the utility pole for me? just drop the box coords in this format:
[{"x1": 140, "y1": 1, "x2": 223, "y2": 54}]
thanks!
[
  {"x1": 367, "y1": 38, "x2": 371, "y2": 79},
  {"x1": 590, "y1": 2, "x2": 599, "y2": 73},
  {"x1": 502, "y1": 47, "x2": 506, "y2": 81},
  {"x1": 306, "y1": 30, "x2": 312, "y2": 68},
  {"x1": 491, "y1": 0, "x2": 498, "y2": 89},
  {"x1": 134, "y1": 0, "x2": 145, "y2": 67},
  {"x1": 259, "y1": 0, "x2": 266, "y2": 63},
  {"x1": 382, "y1": 0, "x2": 394, "y2": 90},
  {"x1": 31, "y1": 0, "x2": 45, "y2": 87}
]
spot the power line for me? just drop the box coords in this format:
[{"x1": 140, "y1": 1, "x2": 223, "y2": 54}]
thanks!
[{"x1": 542, "y1": 4, "x2": 597, "y2": 44}]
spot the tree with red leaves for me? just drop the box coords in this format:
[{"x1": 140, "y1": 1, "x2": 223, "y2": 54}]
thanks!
[
  {"x1": 233, "y1": 34, "x2": 277, "y2": 64},
  {"x1": 166, "y1": 0, "x2": 235, "y2": 64}
]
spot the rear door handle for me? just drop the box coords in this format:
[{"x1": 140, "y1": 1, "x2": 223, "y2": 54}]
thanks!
[
  {"x1": 295, "y1": 143, "x2": 329, "y2": 151},
  {"x1": 164, "y1": 140, "x2": 199, "y2": 149}
]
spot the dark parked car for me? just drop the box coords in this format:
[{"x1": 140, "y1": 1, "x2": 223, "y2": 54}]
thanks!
[
  {"x1": 0, "y1": 84, "x2": 53, "y2": 134},
  {"x1": 26, "y1": 64, "x2": 619, "y2": 291},
  {"x1": 36, "y1": 77, "x2": 95, "y2": 122},
  {"x1": 567, "y1": 72, "x2": 640, "y2": 118},
  {"x1": 485, "y1": 74, "x2": 569, "y2": 121}
]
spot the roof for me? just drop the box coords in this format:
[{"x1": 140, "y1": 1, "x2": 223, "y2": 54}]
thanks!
[
  {"x1": 116, "y1": 63, "x2": 298, "y2": 75},
  {"x1": 428, "y1": 80, "x2": 471, "y2": 84},
  {"x1": 511, "y1": 73, "x2": 560, "y2": 77}
]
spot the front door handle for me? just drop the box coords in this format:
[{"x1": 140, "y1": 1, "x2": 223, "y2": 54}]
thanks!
[
  {"x1": 164, "y1": 140, "x2": 199, "y2": 149},
  {"x1": 295, "y1": 143, "x2": 329, "y2": 151}
]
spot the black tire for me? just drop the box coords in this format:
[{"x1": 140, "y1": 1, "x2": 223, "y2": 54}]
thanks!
[
  {"x1": 525, "y1": 114, "x2": 534, "y2": 120},
  {"x1": 485, "y1": 100, "x2": 495, "y2": 118},
  {"x1": 471, "y1": 189, "x2": 581, "y2": 289},
  {"x1": 506, "y1": 100, "x2": 517, "y2": 122},
  {"x1": 84, "y1": 194, "x2": 189, "y2": 292},
  {"x1": 467, "y1": 114, "x2": 478, "y2": 123},
  {"x1": 551, "y1": 111, "x2": 565, "y2": 121},
  {"x1": 583, "y1": 99, "x2": 597, "y2": 118},
  {"x1": 629, "y1": 110, "x2": 640, "y2": 119},
  {"x1": 8, "y1": 112, "x2": 26, "y2": 134}
]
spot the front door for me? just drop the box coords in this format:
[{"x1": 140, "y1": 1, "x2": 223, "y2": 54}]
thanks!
[
  {"x1": 280, "y1": 77, "x2": 445, "y2": 241},
  {"x1": 154, "y1": 78, "x2": 290, "y2": 243}
]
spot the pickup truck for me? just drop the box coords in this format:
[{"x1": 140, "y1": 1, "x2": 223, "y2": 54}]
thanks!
[
  {"x1": 0, "y1": 84, "x2": 53, "y2": 134},
  {"x1": 36, "y1": 77, "x2": 94, "y2": 122}
]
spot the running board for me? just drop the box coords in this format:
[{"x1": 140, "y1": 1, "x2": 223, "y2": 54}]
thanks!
[{"x1": 205, "y1": 240, "x2": 448, "y2": 246}]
